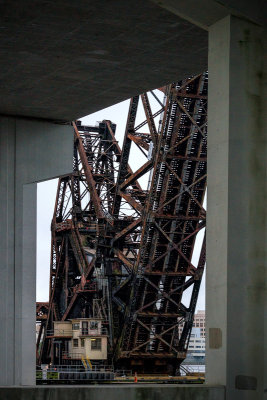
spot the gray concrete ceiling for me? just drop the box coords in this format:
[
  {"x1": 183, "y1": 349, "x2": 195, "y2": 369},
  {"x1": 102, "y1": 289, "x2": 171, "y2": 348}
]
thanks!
[
  {"x1": 0, "y1": 1, "x2": 208, "y2": 121},
  {"x1": 151, "y1": 0, "x2": 266, "y2": 30}
]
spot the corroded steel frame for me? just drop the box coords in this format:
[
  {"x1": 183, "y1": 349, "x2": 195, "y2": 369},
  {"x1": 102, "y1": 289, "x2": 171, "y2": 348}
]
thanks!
[{"x1": 39, "y1": 73, "x2": 207, "y2": 374}]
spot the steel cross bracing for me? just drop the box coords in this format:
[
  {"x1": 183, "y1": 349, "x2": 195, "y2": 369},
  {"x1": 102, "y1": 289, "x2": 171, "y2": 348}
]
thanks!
[
  {"x1": 39, "y1": 72, "x2": 207, "y2": 374},
  {"x1": 36, "y1": 302, "x2": 49, "y2": 364}
]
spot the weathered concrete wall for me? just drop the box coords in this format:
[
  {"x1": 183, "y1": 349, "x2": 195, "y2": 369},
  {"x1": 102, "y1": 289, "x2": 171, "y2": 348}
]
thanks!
[
  {"x1": 206, "y1": 15, "x2": 266, "y2": 400},
  {"x1": 151, "y1": 0, "x2": 265, "y2": 30},
  {"x1": 0, "y1": 384, "x2": 225, "y2": 400},
  {"x1": 0, "y1": 118, "x2": 73, "y2": 385}
]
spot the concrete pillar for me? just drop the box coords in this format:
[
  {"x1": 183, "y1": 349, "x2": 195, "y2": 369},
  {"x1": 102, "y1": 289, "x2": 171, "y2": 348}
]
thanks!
[
  {"x1": 0, "y1": 118, "x2": 73, "y2": 385},
  {"x1": 207, "y1": 15, "x2": 266, "y2": 399}
]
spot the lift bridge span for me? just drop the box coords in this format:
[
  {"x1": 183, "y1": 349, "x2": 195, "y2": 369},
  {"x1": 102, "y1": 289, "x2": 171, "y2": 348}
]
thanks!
[{"x1": 38, "y1": 72, "x2": 207, "y2": 374}]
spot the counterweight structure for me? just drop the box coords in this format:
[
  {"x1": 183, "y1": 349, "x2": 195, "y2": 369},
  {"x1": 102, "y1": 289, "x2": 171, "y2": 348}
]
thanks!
[{"x1": 39, "y1": 73, "x2": 207, "y2": 374}]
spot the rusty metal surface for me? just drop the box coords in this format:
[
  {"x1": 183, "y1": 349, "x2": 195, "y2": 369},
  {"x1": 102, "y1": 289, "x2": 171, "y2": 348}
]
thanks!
[
  {"x1": 36, "y1": 302, "x2": 49, "y2": 364},
  {"x1": 39, "y1": 73, "x2": 207, "y2": 373}
]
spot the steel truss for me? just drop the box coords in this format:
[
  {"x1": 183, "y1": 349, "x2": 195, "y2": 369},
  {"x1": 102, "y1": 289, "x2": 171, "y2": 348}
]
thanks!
[
  {"x1": 36, "y1": 302, "x2": 49, "y2": 364},
  {"x1": 39, "y1": 72, "x2": 208, "y2": 374}
]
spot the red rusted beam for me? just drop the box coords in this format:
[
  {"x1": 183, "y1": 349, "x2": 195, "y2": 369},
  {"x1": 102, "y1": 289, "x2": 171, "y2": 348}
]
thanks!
[
  {"x1": 154, "y1": 213, "x2": 205, "y2": 220},
  {"x1": 141, "y1": 93, "x2": 158, "y2": 145},
  {"x1": 127, "y1": 133, "x2": 150, "y2": 151},
  {"x1": 120, "y1": 160, "x2": 152, "y2": 191},
  {"x1": 166, "y1": 154, "x2": 207, "y2": 162},
  {"x1": 113, "y1": 217, "x2": 142, "y2": 242},
  {"x1": 136, "y1": 319, "x2": 179, "y2": 355},
  {"x1": 154, "y1": 221, "x2": 197, "y2": 272},
  {"x1": 73, "y1": 122, "x2": 104, "y2": 219},
  {"x1": 118, "y1": 190, "x2": 143, "y2": 213},
  {"x1": 114, "y1": 249, "x2": 134, "y2": 271},
  {"x1": 144, "y1": 271, "x2": 194, "y2": 276},
  {"x1": 105, "y1": 120, "x2": 143, "y2": 193}
]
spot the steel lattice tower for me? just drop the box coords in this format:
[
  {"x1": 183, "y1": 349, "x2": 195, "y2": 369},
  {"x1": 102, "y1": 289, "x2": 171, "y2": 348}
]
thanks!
[{"x1": 38, "y1": 72, "x2": 208, "y2": 374}]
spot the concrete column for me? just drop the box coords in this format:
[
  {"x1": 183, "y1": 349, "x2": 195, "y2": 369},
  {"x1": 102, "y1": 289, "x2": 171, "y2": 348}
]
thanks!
[
  {"x1": 0, "y1": 117, "x2": 73, "y2": 385},
  {"x1": 207, "y1": 15, "x2": 266, "y2": 399}
]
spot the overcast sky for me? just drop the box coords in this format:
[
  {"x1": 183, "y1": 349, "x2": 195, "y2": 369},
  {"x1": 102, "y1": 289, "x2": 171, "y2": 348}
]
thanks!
[{"x1": 36, "y1": 95, "x2": 206, "y2": 310}]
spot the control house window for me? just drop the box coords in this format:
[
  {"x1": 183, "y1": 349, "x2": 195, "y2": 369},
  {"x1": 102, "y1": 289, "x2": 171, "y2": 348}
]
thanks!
[
  {"x1": 80, "y1": 338, "x2": 85, "y2": 347},
  {"x1": 90, "y1": 321, "x2": 98, "y2": 330},
  {"x1": 91, "y1": 338, "x2": 101, "y2": 351},
  {"x1": 72, "y1": 323, "x2": 80, "y2": 330},
  {"x1": 82, "y1": 321, "x2": 88, "y2": 335},
  {"x1": 73, "y1": 339, "x2": 79, "y2": 348}
]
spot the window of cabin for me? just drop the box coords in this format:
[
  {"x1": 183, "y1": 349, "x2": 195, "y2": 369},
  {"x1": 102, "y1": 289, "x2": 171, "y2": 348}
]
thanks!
[
  {"x1": 91, "y1": 338, "x2": 101, "y2": 351},
  {"x1": 80, "y1": 338, "x2": 85, "y2": 347},
  {"x1": 73, "y1": 338, "x2": 79, "y2": 348},
  {"x1": 72, "y1": 323, "x2": 80, "y2": 330},
  {"x1": 90, "y1": 321, "x2": 98, "y2": 330},
  {"x1": 82, "y1": 321, "x2": 88, "y2": 335}
]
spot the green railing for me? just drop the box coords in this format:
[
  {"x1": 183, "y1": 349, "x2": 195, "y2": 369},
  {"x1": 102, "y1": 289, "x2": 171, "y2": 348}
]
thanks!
[{"x1": 36, "y1": 371, "x2": 59, "y2": 380}]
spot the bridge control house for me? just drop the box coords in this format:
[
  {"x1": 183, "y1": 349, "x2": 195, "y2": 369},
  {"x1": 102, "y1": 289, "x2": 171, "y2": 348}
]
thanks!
[{"x1": 47, "y1": 318, "x2": 108, "y2": 365}]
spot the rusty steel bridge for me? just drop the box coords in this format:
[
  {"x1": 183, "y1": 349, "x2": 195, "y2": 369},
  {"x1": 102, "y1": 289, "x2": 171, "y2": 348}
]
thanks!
[{"x1": 38, "y1": 72, "x2": 207, "y2": 374}]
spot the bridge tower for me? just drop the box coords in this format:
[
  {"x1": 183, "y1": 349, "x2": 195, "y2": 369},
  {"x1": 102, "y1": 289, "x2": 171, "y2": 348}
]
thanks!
[{"x1": 39, "y1": 72, "x2": 207, "y2": 374}]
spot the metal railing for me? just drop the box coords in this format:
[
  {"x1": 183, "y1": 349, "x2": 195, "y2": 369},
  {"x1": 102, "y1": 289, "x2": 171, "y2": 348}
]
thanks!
[
  {"x1": 46, "y1": 328, "x2": 72, "y2": 337},
  {"x1": 46, "y1": 326, "x2": 108, "y2": 337},
  {"x1": 61, "y1": 351, "x2": 85, "y2": 360},
  {"x1": 80, "y1": 326, "x2": 108, "y2": 336},
  {"x1": 48, "y1": 364, "x2": 114, "y2": 372},
  {"x1": 114, "y1": 370, "x2": 133, "y2": 377},
  {"x1": 37, "y1": 369, "x2": 115, "y2": 381},
  {"x1": 180, "y1": 363, "x2": 205, "y2": 375}
]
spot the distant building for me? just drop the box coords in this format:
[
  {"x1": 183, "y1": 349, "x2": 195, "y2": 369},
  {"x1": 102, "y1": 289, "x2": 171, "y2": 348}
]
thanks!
[
  {"x1": 187, "y1": 327, "x2": 205, "y2": 363},
  {"x1": 193, "y1": 310, "x2": 205, "y2": 338},
  {"x1": 178, "y1": 310, "x2": 205, "y2": 365},
  {"x1": 178, "y1": 309, "x2": 205, "y2": 338}
]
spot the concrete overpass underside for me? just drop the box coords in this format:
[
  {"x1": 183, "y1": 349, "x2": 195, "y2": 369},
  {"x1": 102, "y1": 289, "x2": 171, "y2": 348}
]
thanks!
[{"x1": 0, "y1": 0, "x2": 207, "y2": 121}]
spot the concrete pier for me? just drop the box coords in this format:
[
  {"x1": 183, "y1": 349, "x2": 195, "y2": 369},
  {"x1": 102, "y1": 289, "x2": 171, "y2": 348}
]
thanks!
[
  {"x1": 0, "y1": 384, "x2": 225, "y2": 400},
  {"x1": 207, "y1": 15, "x2": 266, "y2": 399},
  {"x1": 0, "y1": 118, "x2": 73, "y2": 385}
]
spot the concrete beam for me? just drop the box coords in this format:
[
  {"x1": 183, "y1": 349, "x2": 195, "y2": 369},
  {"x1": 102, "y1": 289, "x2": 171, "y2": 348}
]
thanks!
[
  {"x1": 0, "y1": 118, "x2": 73, "y2": 385},
  {"x1": 206, "y1": 15, "x2": 266, "y2": 399},
  {"x1": 0, "y1": 1, "x2": 207, "y2": 121},
  {"x1": 0, "y1": 384, "x2": 225, "y2": 400},
  {"x1": 151, "y1": 0, "x2": 266, "y2": 30}
]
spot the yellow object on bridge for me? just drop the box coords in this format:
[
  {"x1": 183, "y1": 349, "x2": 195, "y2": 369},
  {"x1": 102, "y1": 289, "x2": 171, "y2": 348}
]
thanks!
[
  {"x1": 81, "y1": 355, "x2": 92, "y2": 370},
  {"x1": 86, "y1": 357, "x2": 92, "y2": 370}
]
